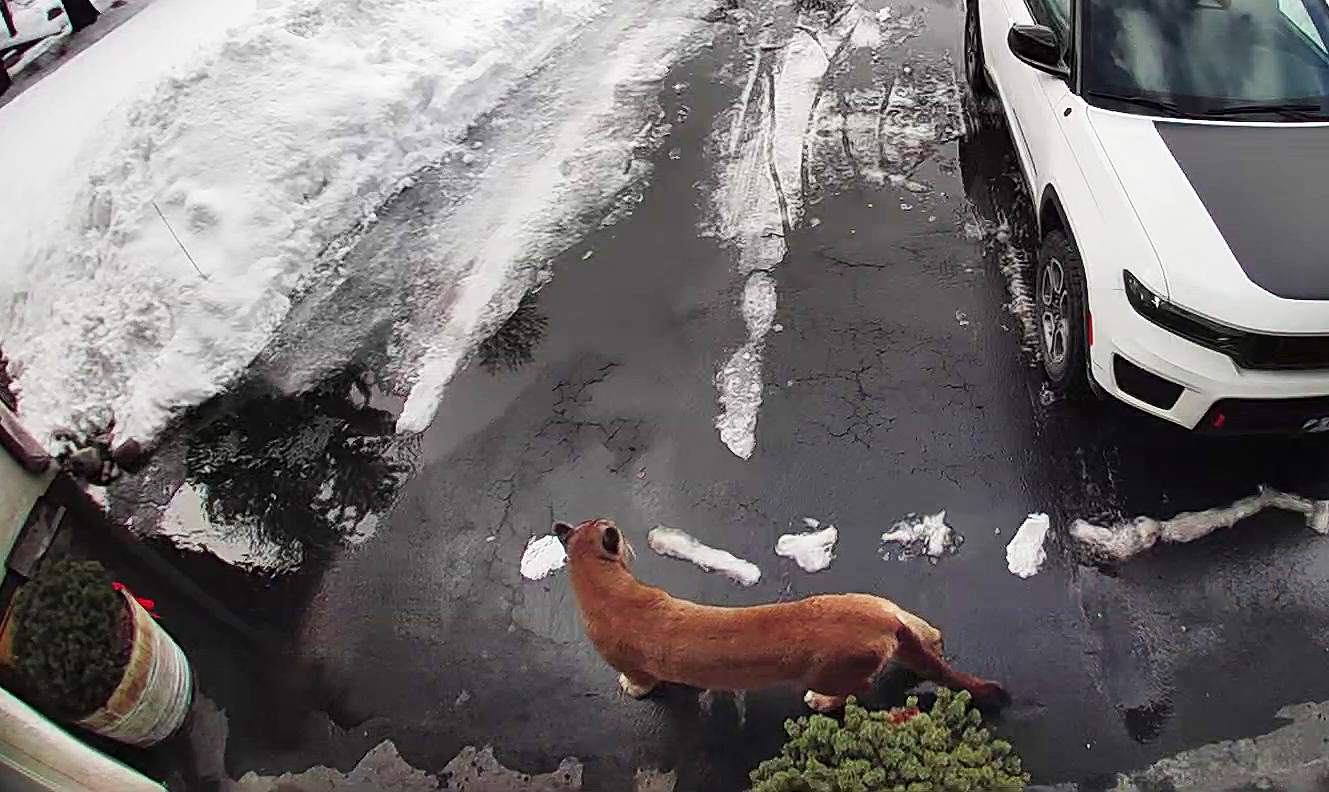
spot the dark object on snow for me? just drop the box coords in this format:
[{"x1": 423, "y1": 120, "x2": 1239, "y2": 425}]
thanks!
[
  {"x1": 54, "y1": 415, "x2": 150, "y2": 486},
  {"x1": 8, "y1": 559, "x2": 130, "y2": 720},
  {"x1": 477, "y1": 292, "x2": 548, "y2": 373},
  {"x1": 59, "y1": 0, "x2": 99, "y2": 32},
  {"x1": 0, "y1": 347, "x2": 17, "y2": 413}
]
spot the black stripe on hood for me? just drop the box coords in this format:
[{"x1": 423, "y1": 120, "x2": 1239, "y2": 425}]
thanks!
[{"x1": 1155, "y1": 121, "x2": 1329, "y2": 300}]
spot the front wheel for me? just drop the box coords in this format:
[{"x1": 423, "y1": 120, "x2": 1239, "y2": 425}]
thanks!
[
  {"x1": 1036, "y1": 230, "x2": 1090, "y2": 396},
  {"x1": 964, "y1": 0, "x2": 992, "y2": 96}
]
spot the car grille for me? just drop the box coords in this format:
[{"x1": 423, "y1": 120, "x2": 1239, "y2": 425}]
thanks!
[{"x1": 1235, "y1": 334, "x2": 1329, "y2": 371}]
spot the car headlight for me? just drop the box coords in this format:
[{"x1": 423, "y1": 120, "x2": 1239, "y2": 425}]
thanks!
[{"x1": 1122, "y1": 270, "x2": 1249, "y2": 359}]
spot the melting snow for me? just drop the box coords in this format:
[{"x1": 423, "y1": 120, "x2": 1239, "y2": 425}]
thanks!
[
  {"x1": 0, "y1": 0, "x2": 711, "y2": 447},
  {"x1": 519, "y1": 534, "x2": 567, "y2": 580},
  {"x1": 711, "y1": 4, "x2": 841, "y2": 460},
  {"x1": 776, "y1": 524, "x2": 838, "y2": 572},
  {"x1": 648, "y1": 526, "x2": 761, "y2": 586},
  {"x1": 881, "y1": 511, "x2": 961, "y2": 561},
  {"x1": 987, "y1": 217, "x2": 1039, "y2": 352},
  {"x1": 715, "y1": 271, "x2": 778, "y2": 458},
  {"x1": 1006, "y1": 513, "x2": 1051, "y2": 578},
  {"x1": 158, "y1": 482, "x2": 295, "y2": 572},
  {"x1": 1072, "y1": 486, "x2": 1329, "y2": 563}
]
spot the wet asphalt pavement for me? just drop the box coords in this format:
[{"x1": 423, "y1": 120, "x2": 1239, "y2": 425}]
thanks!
[{"x1": 101, "y1": 0, "x2": 1329, "y2": 789}]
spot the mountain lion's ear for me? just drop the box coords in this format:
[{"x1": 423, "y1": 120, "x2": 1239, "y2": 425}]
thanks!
[
  {"x1": 601, "y1": 524, "x2": 621, "y2": 556},
  {"x1": 554, "y1": 522, "x2": 575, "y2": 545}
]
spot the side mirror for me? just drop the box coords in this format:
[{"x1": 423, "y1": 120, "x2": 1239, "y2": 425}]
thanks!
[{"x1": 1008, "y1": 24, "x2": 1070, "y2": 80}]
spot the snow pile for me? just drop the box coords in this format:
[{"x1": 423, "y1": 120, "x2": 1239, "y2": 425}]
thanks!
[
  {"x1": 776, "y1": 522, "x2": 838, "y2": 572},
  {"x1": 1006, "y1": 513, "x2": 1050, "y2": 578},
  {"x1": 519, "y1": 534, "x2": 568, "y2": 581},
  {"x1": 0, "y1": 0, "x2": 647, "y2": 446},
  {"x1": 648, "y1": 526, "x2": 761, "y2": 585},
  {"x1": 1071, "y1": 486, "x2": 1329, "y2": 563},
  {"x1": 880, "y1": 511, "x2": 962, "y2": 561},
  {"x1": 158, "y1": 482, "x2": 294, "y2": 572}
]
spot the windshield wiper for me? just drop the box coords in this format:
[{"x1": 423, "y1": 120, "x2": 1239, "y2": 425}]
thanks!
[
  {"x1": 1085, "y1": 90, "x2": 1198, "y2": 118},
  {"x1": 1199, "y1": 102, "x2": 1329, "y2": 121}
]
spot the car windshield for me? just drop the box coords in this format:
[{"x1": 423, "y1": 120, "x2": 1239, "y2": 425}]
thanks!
[{"x1": 1083, "y1": 0, "x2": 1329, "y2": 117}]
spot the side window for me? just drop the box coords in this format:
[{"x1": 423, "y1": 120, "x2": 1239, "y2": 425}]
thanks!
[{"x1": 1279, "y1": 0, "x2": 1329, "y2": 55}]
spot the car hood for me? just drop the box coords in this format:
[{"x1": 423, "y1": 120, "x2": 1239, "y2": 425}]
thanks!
[{"x1": 1087, "y1": 107, "x2": 1329, "y2": 333}]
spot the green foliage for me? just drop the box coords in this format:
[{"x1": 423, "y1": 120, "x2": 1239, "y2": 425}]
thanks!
[
  {"x1": 749, "y1": 689, "x2": 1029, "y2": 792},
  {"x1": 10, "y1": 560, "x2": 128, "y2": 719}
]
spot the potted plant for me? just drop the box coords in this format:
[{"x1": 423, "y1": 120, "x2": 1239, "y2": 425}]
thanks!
[
  {"x1": 0, "y1": 559, "x2": 192, "y2": 747},
  {"x1": 748, "y1": 688, "x2": 1030, "y2": 792}
]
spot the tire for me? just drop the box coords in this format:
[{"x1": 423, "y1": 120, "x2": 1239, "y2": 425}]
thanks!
[
  {"x1": 964, "y1": 0, "x2": 992, "y2": 96},
  {"x1": 60, "y1": 0, "x2": 100, "y2": 32},
  {"x1": 1036, "y1": 230, "x2": 1090, "y2": 397}
]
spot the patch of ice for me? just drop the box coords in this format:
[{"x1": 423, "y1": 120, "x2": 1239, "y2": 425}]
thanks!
[
  {"x1": 519, "y1": 534, "x2": 568, "y2": 580},
  {"x1": 881, "y1": 511, "x2": 961, "y2": 561},
  {"x1": 158, "y1": 482, "x2": 295, "y2": 572},
  {"x1": 648, "y1": 526, "x2": 761, "y2": 586},
  {"x1": 802, "y1": 516, "x2": 821, "y2": 529},
  {"x1": 1006, "y1": 513, "x2": 1051, "y2": 578},
  {"x1": 1071, "y1": 486, "x2": 1329, "y2": 563},
  {"x1": 776, "y1": 525, "x2": 838, "y2": 572}
]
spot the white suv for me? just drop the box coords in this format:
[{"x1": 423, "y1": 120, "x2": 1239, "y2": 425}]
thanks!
[
  {"x1": 1, "y1": 0, "x2": 72, "y2": 92},
  {"x1": 967, "y1": 0, "x2": 1329, "y2": 433}
]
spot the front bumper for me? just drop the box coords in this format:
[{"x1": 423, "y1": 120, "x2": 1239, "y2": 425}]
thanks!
[{"x1": 1088, "y1": 285, "x2": 1329, "y2": 432}]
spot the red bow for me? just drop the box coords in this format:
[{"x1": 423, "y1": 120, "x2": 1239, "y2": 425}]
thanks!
[{"x1": 113, "y1": 582, "x2": 159, "y2": 620}]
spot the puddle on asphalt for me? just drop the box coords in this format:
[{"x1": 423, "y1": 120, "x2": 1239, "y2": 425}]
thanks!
[{"x1": 112, "y1": 360, "x2": 419, "y2": 579}]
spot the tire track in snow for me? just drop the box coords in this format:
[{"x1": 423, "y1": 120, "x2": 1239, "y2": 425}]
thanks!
[{"x1": 712, "y1": 2, "x2": 873, "y2": 459}]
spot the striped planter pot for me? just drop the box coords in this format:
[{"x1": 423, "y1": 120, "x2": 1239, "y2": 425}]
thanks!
[{"x1": 75, "y1": 590, "x2": 193, "y2": 747}]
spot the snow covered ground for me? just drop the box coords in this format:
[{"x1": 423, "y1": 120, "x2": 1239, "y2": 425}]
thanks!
[{"x1": 0, "y1": 0, "x2": 712, "y2": 448}]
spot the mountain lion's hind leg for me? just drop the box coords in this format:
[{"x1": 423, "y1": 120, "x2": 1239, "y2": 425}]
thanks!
[{"x1": 618, "y1": 671, "x2": 658, "y2": 698}]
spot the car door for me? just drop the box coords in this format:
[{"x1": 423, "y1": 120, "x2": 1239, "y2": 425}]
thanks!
[{"x1": 986, "y1": 0, "x2": 1075, "y2": 194}]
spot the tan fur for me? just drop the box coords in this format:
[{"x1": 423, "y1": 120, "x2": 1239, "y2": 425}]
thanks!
[{"x1": 555, "y1": 519, "x2": 1007, "y2": 712}]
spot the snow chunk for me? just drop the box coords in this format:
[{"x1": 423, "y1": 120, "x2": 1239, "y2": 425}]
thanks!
[
  {"x1": 1072, "y1": 486, "x2": 1329, "y2": 563},
  {"x1": 648, "y1": 526, "x2": 761, "y2": 586},
  {"x1": 776, "y1": 525, "x2": 838, "y2": 572},
  {"x1": 1006, "y1": 513, "x2": 1050, "y2": 578},
  {"x1": 881, "y1": 511, "x2": 961, "y2": 561},
  {"x1": 520, "y1": 534, "x2": 567, "y2": 581}
]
